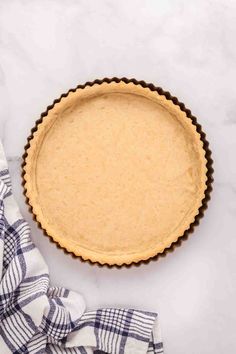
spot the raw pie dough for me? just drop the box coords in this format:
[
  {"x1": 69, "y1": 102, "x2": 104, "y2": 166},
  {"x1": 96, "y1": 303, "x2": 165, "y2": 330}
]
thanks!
[{"x1": 24, "y1": 82, "x2": 207, "y2": 265}]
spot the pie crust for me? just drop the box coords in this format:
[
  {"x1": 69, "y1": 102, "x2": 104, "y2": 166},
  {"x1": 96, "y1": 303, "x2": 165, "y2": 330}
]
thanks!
[{"x1": 23, "y1": 80, "x2": 210, "y2": 266}]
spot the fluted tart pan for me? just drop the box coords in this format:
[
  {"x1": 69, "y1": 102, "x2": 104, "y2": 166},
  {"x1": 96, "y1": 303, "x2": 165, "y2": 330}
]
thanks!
[{"x1": 22, "y1": 78, "x2": 213, "y2": 267}]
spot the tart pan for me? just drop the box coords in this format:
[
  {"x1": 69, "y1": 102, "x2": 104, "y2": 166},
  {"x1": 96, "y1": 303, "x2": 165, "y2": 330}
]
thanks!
[{"x1": 22, "y1": 78, "x2": 213, "y2": 267}]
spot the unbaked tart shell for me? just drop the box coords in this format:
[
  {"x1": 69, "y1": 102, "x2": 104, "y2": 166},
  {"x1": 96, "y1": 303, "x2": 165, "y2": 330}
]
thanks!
[{"x1": 22, "y1": 78, "x2": 213, "y2": 267}]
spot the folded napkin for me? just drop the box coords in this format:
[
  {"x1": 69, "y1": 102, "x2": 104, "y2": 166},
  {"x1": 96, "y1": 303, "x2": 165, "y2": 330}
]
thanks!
[{"x1": 0, "y1": 141, "x2": 163, "y2": 354}]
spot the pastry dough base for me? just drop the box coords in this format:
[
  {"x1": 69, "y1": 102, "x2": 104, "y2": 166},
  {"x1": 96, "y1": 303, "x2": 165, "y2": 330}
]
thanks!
[{"x1": 23, "y1": 82, "x2": 207, "y2": 265}]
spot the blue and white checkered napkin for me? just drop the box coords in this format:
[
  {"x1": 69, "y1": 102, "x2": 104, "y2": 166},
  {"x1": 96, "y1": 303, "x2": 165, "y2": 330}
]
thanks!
[{"x1": 0, "y1": 140, "x2": 163, "y2": 354}]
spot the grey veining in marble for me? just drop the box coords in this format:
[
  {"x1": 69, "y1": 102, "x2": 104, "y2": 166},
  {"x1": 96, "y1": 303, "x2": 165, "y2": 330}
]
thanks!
[{"x1": 0, "y1": 1, "x2": 236, "y2": 353}]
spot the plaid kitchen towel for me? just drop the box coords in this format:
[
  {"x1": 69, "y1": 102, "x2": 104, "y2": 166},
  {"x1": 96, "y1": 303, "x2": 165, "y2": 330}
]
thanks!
[{"x1": 0, "y1": 140, "x2": 163, "y2": 354}]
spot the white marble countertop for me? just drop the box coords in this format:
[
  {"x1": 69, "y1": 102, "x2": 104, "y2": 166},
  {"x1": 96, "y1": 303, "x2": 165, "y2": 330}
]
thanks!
[{"x1": 0, "y1": 1, "x2": 236, "y2": 353}]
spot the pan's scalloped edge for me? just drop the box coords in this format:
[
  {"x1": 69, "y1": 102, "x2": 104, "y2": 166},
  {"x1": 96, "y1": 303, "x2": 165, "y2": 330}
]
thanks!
[{"x1": 21, "y1": 77, "x2": 214, "y2": 268}]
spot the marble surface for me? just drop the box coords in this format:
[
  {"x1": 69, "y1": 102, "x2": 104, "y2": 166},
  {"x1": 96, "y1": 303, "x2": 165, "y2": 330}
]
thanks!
[{"x1": 0, "y1": 1, "x2": 236, "y2": 353}]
